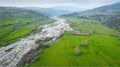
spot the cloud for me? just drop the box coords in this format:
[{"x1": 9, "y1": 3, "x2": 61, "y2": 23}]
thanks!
[{"x1": 0, "y1": 0, "x2": 120, "y2": 9}]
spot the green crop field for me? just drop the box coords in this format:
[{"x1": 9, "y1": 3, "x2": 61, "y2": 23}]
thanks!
[
  {"x1": 0, "y1": 17, "x2": 54, "y2": 46},
  {"x1": 30, "y1": 18, "x2": 120, "y2": 67},
  {"x1": 67, "y1": 18, "x2": 120, "y2": 36}
]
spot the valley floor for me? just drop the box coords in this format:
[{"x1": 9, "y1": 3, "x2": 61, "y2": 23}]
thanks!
[
  {"x1": 0, "y1": 17, "x2": 120, "y2": 67},
  {"x1": 30, "y1": 17, "x2": 120, "y2": 67},
  {"x1": 0, "y1": 17, "x2": 72, "y2": 67},
  {"x1": 31, "y1": 34, "x2": 120, "y2": 67}
]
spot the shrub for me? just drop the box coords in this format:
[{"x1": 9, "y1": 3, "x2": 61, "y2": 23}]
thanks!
[{"x1": 74, "y1": 46, "x2": 80, "y2": 55}]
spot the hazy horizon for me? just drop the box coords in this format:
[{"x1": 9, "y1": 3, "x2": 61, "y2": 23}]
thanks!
[{"x1": 0, "y1": 0, "x2": 120, "y2": 9}]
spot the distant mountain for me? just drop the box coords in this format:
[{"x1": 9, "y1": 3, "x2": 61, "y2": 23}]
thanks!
[
  {"x1": 63, "y1": 2, "x2": 120, "y2": 31},
  {"x1": 24, "y1": 6, "x2": 82, "y2": 16},
  {"x1": 53, "y1": 6, "x2": 85, "y2": 12},
  {"x1": 0, "y1": 7, "x2": 46, "y2": 22},
  {"x1": 63, "y1": 2, "x2": 120, "y2": 17}
]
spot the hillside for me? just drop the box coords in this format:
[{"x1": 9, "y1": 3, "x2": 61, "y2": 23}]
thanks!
[
  {"x1": 0, "y1": 7, "x2": 54, "y2": 46},
  {"x1": 62, "y1": 2, "x2": 120, "y2": 31},
  {"x1": 0, "y1": 7, "x2": 47, "y2": 23},
  {"x1": 63, "y1": 2, "x2": 120, "y2": 17},
  {"x1": 77, "y1": 2, "x2": 120, "y2": 16}
]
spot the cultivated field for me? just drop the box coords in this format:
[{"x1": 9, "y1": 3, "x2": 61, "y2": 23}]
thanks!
[
  {"x1": 30, "y1": 18, "x2": 120, "y2": 67},
  {"x1": 0, "y1": 17, "x2": 54, "y2": 46}
]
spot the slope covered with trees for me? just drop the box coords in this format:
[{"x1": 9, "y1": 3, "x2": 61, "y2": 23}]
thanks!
[{"x1": 62, "y1": 2, "x2": 120, "y2": 31}]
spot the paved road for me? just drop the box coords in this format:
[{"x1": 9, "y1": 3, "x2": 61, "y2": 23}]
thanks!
[{"x1": 0, "y1": 17, "x2": 73, "y2": 67}]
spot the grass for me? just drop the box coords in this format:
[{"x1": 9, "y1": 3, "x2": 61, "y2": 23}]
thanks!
[
  {"x1": 0, "y1": 15, "x2": 120, "y2": 66},
  {"x1": 30, "y1": 17, "x2": 120, "y2": 67},
  {"x1": 30, "y1": 34, "x2": 120, "y2": 67},
  {"x1": 0, "y1": 17, "x2": 42, "y2": 25},
  {"x1": 67, "y1": 18, "x2": 120, "y2": 37},
  {"x1": 0, "y1": 17, "x2": 54, "y2": 46},
  {"x1": 1, "y1": 23, "x2": 35, "y2": 44},
  {"x1": 0, "y1": 27, "x2": 13, "y2": 37}
]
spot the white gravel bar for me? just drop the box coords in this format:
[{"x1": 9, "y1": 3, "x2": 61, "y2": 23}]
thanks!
[{"x1": 0, "y1": 16, "x2": 73, "y2": 67}]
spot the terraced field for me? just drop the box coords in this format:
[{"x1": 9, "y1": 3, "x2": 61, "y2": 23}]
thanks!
[
  {"x1": 30, "y1": 18, "x2": 120, "y2": 67},
  {"x1": 0, "y1": 17, "x2": 54, "y2": 46}
]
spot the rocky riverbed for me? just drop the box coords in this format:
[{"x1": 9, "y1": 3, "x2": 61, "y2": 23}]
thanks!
[{"x1": 0, "y1": 17, "x2": 73, "y2": 67}]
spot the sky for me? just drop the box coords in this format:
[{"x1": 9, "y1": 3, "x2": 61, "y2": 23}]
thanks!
[{"x1": 0, "y1": 0, "x2": 120, "y2": 9}]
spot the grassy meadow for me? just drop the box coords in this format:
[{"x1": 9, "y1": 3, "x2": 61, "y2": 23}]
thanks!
[{"x1": 30, "y1": 18, "x2": 120, "y2": 67}]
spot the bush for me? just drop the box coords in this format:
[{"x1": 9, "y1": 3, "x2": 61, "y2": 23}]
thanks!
[
  {"x1": 74, "y1": 46, "x2": 80, "y2": 55},
  {"x1": 81, "y1": 40, "x2": 88, "y2": 46}
]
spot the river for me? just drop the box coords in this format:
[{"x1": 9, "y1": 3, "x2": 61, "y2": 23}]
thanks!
[{"x1": 0, "y1": 17, "x2": 73, "y2": 67}]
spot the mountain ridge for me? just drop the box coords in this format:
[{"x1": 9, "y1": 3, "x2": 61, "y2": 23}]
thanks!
[{"x1": 24, "y1": 6, "x2": 83, "y2": 16}]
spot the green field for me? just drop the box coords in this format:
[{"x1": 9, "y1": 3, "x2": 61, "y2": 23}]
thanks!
[
  {"x1": 0, "y1": 17, "x2": 54, "y2": 46},
  {"x1": 30, "y1": 18, "x2": 120, "y2": 67},
  {"x1": 67, "y1": 18, "x2": 120, "y2": 36}
]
